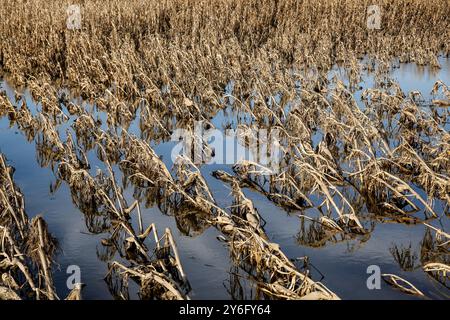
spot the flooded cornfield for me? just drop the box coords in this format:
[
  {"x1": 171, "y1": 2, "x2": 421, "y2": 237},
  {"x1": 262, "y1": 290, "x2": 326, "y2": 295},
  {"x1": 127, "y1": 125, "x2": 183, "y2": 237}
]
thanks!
[{"x1": 0, "y1": 0, "x2": 449, "y2": 301}]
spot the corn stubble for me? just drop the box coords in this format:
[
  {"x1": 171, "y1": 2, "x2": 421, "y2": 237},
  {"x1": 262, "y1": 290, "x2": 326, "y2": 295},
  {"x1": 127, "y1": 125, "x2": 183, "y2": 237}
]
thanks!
[{"x1": 0, "y1": 0, "x2": 449, "y2": 299}]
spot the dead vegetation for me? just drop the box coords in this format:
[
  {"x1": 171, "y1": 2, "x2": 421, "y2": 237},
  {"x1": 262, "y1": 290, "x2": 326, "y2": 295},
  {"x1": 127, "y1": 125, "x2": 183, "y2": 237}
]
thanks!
[
  {"x1": 0, "y1": 0, "x2": 449, "y2": 300},
  {"x1": 0, "y1": 154, "x2": 62, "y2": 300},
  {"x1": 420, "y1": 224, "x2": 450, "y2": 288},
  {"x1": 0, "y1": 93, "x2": 341, "y2": 298},
  {"x1": 381, "y1": 273, "x2": 425, "y2": 297}
]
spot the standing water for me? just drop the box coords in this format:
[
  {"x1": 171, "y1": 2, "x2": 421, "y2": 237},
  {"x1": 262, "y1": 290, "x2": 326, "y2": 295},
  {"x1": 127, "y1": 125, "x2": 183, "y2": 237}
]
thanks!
[{"x1": 0, "y1": 58, "x2": 449, "y2": 300}]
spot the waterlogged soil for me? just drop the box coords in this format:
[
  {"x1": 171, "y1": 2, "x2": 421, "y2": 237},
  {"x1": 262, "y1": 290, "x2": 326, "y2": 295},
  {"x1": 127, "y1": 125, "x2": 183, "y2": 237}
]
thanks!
[{"x1": 0, "y1": 59, "x2": 449, "y2": 300}]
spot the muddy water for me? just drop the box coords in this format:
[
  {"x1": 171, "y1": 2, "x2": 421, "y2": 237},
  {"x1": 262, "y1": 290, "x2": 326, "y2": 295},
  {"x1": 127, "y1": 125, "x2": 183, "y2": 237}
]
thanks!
[{"x1": 0, "y1": 58, "x2": 449, "y2": 300}]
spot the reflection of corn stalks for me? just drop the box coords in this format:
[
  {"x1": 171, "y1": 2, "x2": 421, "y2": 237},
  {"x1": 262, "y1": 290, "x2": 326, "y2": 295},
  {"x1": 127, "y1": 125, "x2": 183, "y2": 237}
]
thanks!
[
  {"x1": 210, "y1": 171, "x2": 339, "y2": 299},
  {"x1": 5, "y1": 104, "x2": 193, "y2": 300},
  {"x1": 232, "y1": 155, "x2": 364, "y2": 232},
  {"x1": 0, "y1": 0, "x2": 448, "y2": 303},
  {"x1": 57, "y1": 135, "x2": 193, "y2": 300},
  {"x1": 0, "y1": 9, "x2": 449, "y2": 298},
  {"x1": 174, "y1": 158, "x2": 336, "y2": 298},
  {"x1": 230, "y1": 231, "x2": 339, "y2": 299},
  {"x1": 106, "y1": 227, "x2": 190, "y2": 300},
  {"x1": 0, "y1": 154, "x2": 80, "y2": 300},
  {"x1": 216, "y1": 159, "x2": 368, "y2": 243},
  {"x1": 296, "y1": 215, "x2": 344, "y2": 248},
  {"x1": 2, "y1": 70, "x2": 449, "y2": 300},
  {"x1": 389, "y1": 243, "x2": 418, "y2": 272},
  {"x1": 124, "y1": 149, "x2": 338, "y2": 299},
  {"x1": 421, "y1": 224, "x2": 450, "y2": 287}
]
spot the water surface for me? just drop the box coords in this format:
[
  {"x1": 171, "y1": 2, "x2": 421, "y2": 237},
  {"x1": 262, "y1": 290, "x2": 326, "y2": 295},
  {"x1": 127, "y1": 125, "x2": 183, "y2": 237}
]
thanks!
[{"x1": 0, "y1": 58, "x2": 449, "y2": 299}]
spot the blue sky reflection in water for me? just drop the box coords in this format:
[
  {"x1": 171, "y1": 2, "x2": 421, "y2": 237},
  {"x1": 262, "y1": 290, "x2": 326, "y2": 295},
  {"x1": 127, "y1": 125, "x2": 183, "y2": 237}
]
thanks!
[{"x1": 0, "y1": 58, "x2": 449, "y2": 300}]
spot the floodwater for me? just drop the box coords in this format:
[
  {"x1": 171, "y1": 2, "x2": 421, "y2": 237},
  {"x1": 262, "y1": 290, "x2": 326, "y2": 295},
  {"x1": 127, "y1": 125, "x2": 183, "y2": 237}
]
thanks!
[{"x1": 0, "y1": 57, "x2": 449, "y2": 300}]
